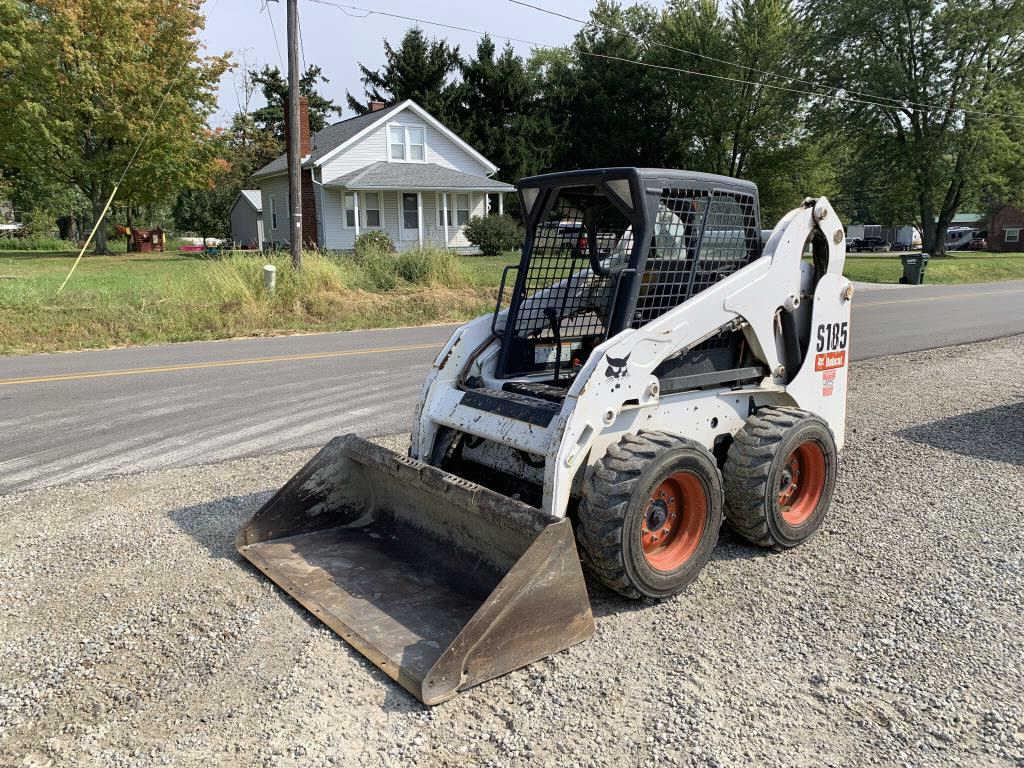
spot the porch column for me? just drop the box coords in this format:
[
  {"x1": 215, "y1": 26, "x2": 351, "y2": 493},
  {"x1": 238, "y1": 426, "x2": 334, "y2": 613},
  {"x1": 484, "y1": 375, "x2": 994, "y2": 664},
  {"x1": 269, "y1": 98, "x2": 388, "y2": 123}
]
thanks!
[
  {"x1": 498, "y1": 192, "x2": 504, "y2": 216},
  {"x1": 353, "y1": 191, "x2": 360, "y2": 238},
  {"x1": 442, "y1": 192, "x2": 449, "y2": 250},
  {"x1": 416, "y1": 192, "x2": 423, "y2": 249}
]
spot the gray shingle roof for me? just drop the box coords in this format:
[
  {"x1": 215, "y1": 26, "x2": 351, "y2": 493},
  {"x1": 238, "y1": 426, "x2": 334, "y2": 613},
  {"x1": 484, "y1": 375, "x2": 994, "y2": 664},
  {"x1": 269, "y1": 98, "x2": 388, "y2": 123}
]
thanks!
[
  {"x1": 251, "y1": 103, "x2": 403, "y2": 179},
  {"x1": 238, "y1": 189, "x2": 262, "y2": 211},
  {"x1": 326, "y1": 161, "x2": 514, "y2": 191}
]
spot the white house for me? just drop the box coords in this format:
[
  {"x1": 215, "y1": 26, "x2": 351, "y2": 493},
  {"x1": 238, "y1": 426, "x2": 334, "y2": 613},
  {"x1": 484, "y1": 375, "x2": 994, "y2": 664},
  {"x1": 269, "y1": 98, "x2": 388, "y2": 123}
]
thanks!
[
  {"x1": 252, "y1": 99, "x2": 514, "y2": 252},
  {"x1": 229, "y1": 190, "x2": 264, "y2": 249}
]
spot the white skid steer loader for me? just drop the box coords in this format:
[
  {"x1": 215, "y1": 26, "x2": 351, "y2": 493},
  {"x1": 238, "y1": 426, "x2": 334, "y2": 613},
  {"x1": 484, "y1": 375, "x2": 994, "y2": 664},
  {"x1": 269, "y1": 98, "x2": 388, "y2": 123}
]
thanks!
[{"x1": 238, "y1": 168, "x2": 852, "y2": 705}]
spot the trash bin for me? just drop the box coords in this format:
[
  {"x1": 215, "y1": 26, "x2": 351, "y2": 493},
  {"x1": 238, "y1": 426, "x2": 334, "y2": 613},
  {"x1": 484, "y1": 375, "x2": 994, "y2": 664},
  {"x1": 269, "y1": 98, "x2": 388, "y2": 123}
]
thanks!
[{"x1": 899, "y1": 252, "x2": 929, "y2": 284}]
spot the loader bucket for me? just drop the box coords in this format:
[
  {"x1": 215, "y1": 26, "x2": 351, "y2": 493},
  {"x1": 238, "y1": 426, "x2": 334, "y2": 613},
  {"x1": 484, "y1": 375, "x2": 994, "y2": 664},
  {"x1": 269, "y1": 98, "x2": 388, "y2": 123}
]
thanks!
[{"x1": 236, "y1": 434, "x2": 595, "y2": 705}]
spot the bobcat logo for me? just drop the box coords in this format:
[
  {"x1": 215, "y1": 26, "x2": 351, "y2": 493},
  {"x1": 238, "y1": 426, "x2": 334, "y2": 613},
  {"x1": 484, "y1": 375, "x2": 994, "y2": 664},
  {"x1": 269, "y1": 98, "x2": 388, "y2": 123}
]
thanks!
[{"x1": 605, "y1": 354, "x2": 630, "y2": 379}]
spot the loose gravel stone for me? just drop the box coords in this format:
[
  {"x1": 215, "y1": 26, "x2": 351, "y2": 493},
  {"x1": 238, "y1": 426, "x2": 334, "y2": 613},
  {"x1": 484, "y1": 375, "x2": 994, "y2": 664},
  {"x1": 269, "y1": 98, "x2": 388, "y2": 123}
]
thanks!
[{"x1": 0, "y1": 336, "x2": 1021, "y2": 767}]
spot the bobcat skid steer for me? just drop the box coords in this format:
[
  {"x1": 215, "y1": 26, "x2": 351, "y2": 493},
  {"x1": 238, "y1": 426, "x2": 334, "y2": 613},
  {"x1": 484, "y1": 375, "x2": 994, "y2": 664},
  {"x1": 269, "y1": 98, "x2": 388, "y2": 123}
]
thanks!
[{"x1": 238, "y1": 168, "x2": 852, "y2": 705}]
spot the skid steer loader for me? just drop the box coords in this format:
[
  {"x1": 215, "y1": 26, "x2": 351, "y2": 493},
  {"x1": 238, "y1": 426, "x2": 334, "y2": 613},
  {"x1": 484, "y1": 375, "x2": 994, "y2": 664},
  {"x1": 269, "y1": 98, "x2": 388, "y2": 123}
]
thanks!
[{"x1": 238, "y1": 168, "x2": 852, "y2": 705}]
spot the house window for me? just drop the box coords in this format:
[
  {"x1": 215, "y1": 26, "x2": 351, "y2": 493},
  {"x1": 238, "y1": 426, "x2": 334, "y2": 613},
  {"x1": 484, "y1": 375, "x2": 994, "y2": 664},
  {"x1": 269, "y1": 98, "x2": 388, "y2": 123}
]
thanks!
[
  {"x1": 1005, "y1": 227, "x2": 1020, "y2": 243},
  {"x1": 270, "y1": 197, "x2": 278, "y2": 229},
  {"x1": 408, "y1": 127, "x2": 425, "y2": 161},
  {"x1": 456, "y1": 194, "x2": 470, "y2": 226},
  {"x1": 437, "y1": 193, "x2": 454, "y2": 226},
  {"x1": 389, "y1": 125, "x2": 406, "y2": 160},
  {"x1": 344, "y1": 193, "x2": 356, "y2": 228},
  {"x1": 389, "y1": 124, "x2": 426, "y2": 162},
  {"x1": 363, "y1": 192, "x2": 381, "y2": 228}
]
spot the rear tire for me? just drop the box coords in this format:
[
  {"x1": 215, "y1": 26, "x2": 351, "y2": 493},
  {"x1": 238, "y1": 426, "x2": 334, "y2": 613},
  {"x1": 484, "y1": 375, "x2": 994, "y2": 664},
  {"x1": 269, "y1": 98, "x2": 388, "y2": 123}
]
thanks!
[
  {"x1": 723, "y1": 407, "x2": 837, "y2": 549},
  {"x1": 576, "y1": 432, "x2": 723, "y2": 599}
]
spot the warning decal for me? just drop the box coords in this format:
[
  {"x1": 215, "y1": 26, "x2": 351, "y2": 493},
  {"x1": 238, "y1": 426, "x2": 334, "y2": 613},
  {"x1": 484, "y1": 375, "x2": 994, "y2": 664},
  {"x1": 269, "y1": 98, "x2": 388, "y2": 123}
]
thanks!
[
  {"x1": 814, "y1": 350, "x2": 847, "y2": 371},
  {"x1": 822, "y1": 370, "x2": 837, "y2": 396}
]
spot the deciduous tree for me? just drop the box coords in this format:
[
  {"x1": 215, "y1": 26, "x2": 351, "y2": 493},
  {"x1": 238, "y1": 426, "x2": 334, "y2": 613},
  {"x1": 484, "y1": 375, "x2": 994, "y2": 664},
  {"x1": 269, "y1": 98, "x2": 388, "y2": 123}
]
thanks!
[
  {"x1": 0, "y1": 0, "x2": 229, "y2": 253},
  {"x1": 804, "y1": 0, "x2": 1024, "y2": 253}
]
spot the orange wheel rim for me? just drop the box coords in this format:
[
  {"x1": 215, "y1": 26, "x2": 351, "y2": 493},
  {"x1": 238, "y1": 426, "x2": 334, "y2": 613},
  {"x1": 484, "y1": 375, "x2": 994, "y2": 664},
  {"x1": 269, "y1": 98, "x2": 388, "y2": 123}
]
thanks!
[
  {"x1": 641, "y1": 471, "x2": 707, "y2": 572},
  {"x1": 777, "y1": 441, "x2": 826, "y2": 526}
]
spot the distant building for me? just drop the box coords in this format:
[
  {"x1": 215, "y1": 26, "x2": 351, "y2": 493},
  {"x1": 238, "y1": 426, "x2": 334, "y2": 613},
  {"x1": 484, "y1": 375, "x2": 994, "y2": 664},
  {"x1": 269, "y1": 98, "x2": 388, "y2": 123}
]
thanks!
[
  {"x1": 988, "y1": 205, "x2": 1024, "y2": 252},
  {"x1": 251, "y1": 98, "x2": 513, "y2": 252},
  {"x1": 230, "y1": 190, "x2": 264, "y2": 250}
]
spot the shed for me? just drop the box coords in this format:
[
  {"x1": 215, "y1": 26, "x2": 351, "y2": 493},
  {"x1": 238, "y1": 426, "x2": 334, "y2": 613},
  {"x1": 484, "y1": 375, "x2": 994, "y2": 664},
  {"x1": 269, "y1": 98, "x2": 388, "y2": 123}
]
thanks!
[{"x1": 231, "y1": 190, "x2": 264, "y2": 250}]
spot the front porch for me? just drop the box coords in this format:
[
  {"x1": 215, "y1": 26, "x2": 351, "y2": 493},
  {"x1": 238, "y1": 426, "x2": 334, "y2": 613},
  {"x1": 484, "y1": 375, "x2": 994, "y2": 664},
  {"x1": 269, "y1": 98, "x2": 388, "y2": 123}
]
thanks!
[{"x1": 319, "y1": 162, "x2": 515, "y2": 252}]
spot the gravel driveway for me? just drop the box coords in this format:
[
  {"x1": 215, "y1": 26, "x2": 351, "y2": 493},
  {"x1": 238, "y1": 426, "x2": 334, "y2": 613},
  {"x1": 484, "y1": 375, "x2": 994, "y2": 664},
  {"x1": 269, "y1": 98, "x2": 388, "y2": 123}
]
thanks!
[{"x1": 1, "y1": 336, "x2": 1022, "y2": 768}]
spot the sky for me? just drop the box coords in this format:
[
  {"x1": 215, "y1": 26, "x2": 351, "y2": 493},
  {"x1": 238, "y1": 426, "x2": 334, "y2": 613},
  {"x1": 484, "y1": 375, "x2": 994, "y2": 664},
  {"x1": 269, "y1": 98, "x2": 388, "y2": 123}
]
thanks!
[{"x1": 199, "y1": 0, "x2": 626, "y2": 127}]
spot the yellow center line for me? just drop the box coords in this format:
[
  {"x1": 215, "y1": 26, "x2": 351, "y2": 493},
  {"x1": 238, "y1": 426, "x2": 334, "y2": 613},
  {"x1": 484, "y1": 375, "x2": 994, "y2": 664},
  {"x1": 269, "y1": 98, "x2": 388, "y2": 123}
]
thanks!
[
  {"x1": 0, "y1": 343, "x2": 440, "y2": 387},
  {"x1": 856, "y1": 287, "x2": 1024, "y2": 307}
]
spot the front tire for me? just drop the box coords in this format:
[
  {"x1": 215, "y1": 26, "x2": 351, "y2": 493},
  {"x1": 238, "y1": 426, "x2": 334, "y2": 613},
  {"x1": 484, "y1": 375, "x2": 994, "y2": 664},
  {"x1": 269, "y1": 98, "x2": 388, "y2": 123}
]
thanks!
[
  {"x1": 576, "y1": 432, "x2": 723, "y2": 599},
  {"x1": 723, "y1": 407, "x2": 838, "y2": 549}
]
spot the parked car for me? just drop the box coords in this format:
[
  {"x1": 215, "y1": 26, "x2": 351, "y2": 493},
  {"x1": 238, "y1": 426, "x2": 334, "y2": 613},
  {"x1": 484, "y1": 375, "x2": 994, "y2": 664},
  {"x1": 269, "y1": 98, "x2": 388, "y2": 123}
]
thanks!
[{"x1": 853, "y1": 237, "x2": 891, "y2": 252}]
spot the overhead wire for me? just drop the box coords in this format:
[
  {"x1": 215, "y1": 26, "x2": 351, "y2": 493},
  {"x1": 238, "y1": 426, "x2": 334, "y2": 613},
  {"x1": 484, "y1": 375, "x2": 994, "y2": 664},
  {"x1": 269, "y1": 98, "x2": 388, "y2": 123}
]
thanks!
[
  {"x1": 509, "y1": 0, "x2": 1024, "y2": 122},
  {"x1": 307, "y1": 0, "x2": 1023, "y2": 122}
]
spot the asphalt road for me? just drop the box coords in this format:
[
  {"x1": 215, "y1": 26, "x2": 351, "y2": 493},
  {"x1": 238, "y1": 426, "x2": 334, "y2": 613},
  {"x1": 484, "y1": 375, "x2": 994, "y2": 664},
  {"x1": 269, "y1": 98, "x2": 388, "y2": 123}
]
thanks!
[{"x1": 2, "y1": 280, "x2": 1023, "y2": 494}]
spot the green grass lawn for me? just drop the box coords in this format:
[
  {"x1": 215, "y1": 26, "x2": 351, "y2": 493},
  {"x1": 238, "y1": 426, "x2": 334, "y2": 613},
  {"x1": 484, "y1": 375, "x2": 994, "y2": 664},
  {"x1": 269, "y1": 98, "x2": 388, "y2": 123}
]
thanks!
[
  {"x1": 1, "y1": 247, "x2": 1021, "y2": 355},
  {"x1": 841, "y1": 251, "x2": 1024, "y2": 284},
  {"x1": 0, "y1": 249, "x2": 497, "y2": 355}
]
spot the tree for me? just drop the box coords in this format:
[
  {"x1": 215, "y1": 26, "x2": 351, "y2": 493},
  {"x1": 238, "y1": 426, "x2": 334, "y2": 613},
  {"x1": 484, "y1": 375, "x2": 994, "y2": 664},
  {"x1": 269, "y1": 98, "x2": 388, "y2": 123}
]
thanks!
[
  {"x1": 0, "y1": 0, "x2": 228, "y2": 253},
  {"x1": 654, "y1": 0, "x2": 822, "y2": 221},
  {"x1": 538, "y1": 1, "x2": 674, "y2": 170},
  {"x1": 455, "y1": 36, "x2": 552, "y2": 181},
  {"x1": 347, "y1": 27, "x2": 461, "y2": 119},
  {"x1": 804, "y1": 0, "x2": 1024, "y2": 254},
  {"x1": 250, "y1": 64, "x2": 342, "y2": 142}
]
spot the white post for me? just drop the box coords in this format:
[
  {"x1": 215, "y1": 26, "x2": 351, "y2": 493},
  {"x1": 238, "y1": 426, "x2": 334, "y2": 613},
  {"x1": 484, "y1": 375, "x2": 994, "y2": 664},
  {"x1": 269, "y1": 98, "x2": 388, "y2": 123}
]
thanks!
[
  {"x1": 498, "y1": 193, "x2": 504, "y2": 216},
  {"x1": 442, "y1": 192, "x2": 449, "y2": 250},
  {"x1": 416, "y1": 191, "x2": 423, "y2": 249},
  {"x1": 353, "y1": 191, "x2": 360, "y2": 238},
  {"x1": 262, "y1": 264, "x2": 276, "y2": 294}
]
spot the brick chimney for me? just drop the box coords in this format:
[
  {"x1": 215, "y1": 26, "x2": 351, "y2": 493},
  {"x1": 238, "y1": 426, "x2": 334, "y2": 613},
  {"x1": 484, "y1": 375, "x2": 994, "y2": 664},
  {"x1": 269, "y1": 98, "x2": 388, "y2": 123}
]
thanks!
[
  {"x1": 369, "y1": 100, "x2": 387, "y2": 113},
  {"x1": 284, "y1": 94, "x2": 312, "y2": 156}
]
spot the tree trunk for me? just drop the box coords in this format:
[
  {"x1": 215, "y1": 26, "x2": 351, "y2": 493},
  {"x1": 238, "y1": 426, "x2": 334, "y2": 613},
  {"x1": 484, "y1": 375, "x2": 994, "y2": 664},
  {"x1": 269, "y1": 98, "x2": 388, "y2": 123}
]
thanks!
[
  {"x1": 57, "y1": 215, "x2": 78, "y2": 241},
  {"x1": 91, "y1": 190, "x2": 109, "y2": 255}
]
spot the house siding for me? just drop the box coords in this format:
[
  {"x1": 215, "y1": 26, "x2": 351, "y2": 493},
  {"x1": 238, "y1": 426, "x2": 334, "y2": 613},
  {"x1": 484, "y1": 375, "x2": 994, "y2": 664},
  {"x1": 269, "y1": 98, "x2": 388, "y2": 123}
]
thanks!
[
  {"x1": 319, "y1": 107, "x2": 491, "y2": 184},
  {"x1": 260, "y1": 176, "x2": 290, "y2": 247},
  {"x1": 989, "y1": 205, "x2": 1024, "y2": 252}
]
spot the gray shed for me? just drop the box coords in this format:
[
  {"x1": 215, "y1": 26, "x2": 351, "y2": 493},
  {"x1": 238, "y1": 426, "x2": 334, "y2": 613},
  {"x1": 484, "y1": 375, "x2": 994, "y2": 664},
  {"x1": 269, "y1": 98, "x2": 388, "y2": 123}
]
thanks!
[{"x1": 230, "y1": 190, "x2": 264, "y2": 249}]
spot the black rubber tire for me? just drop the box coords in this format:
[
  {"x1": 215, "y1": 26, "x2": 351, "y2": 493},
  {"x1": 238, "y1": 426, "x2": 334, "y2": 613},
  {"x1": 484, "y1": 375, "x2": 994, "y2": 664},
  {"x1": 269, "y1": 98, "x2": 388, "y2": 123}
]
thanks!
[
  {"x1": 576, "y1": 432, "x2": 723, "y2": 599},
  {"x1": 723, "y1": 406, "x2": 838, "y2": 549}
]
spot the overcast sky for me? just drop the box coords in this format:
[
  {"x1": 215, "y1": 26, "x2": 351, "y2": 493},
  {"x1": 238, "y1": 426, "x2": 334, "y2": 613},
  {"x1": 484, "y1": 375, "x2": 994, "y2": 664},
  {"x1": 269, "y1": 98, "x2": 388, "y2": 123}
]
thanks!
[{"x1": 200, "y1": 0, "x2": 657, "y2": 126}]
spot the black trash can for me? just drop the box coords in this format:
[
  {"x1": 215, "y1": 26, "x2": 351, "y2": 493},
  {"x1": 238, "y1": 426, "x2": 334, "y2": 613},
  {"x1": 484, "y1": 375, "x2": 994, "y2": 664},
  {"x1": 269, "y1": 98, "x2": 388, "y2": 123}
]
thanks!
[{"x1": 899, "y1": 252, "x2": 929, "y2": 284}]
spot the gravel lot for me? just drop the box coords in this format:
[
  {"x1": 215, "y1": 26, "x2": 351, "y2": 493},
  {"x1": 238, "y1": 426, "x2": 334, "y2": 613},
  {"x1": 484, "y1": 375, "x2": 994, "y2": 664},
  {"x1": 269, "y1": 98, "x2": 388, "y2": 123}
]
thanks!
[{"x1": 1, "y1": 336, "x2": 1022, "y2": 768}]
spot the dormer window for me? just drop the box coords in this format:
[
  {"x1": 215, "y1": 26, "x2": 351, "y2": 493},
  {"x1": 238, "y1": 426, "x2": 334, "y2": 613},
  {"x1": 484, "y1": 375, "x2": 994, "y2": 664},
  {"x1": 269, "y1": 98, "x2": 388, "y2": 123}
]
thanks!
[{"x1": 388, "y1": 124, "x2": 426, "y2": 162}]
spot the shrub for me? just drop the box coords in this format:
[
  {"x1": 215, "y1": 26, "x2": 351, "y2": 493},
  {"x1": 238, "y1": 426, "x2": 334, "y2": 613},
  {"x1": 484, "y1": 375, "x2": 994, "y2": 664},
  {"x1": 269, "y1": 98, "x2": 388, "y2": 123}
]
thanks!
[
  {"x1": 354, "y1": 230, "x2": 395, "y2": 260},
  {"x1": 395, "y1": 247, "x2": 463, "y2": 287},
  {"x1": 464, "y1": 215, "x2": 523, "y2": 256},
  {"x1": 0, "y1": 235, "x2": 77, "y2": 251}
]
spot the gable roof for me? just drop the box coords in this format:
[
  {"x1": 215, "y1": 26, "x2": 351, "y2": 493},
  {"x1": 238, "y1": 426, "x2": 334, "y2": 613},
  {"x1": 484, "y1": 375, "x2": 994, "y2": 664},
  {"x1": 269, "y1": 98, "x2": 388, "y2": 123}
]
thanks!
[
  {"x1": 327, "y1": 161, "x2": 514, "y2": 192},
  {"x1": 234, "y1": 189, "x2": 262, "y2": 212},
  {"x1": 251, "y1": 100, "x2": 499, "y2": 179}
]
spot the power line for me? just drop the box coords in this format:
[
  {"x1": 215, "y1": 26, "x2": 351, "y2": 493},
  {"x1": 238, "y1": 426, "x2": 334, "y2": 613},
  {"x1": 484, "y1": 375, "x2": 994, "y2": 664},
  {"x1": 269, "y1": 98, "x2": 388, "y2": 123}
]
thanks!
[
  {"x1": 307, "y1": 0, "x2": 1024, "y2": 122},
  {"x1": 508, "y1": 0, "x2": 1024, "y2": 122},
  {"x1": 262, "y1": 0, "x2": 286, "y2": 70}
]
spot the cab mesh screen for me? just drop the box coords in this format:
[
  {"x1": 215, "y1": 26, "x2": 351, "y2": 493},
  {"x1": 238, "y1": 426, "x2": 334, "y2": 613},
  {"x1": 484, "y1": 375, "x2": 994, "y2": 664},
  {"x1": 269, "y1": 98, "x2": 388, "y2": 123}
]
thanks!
[
  {"x1": 632, "y1": 188, "x2": 761, "y2": 328},
  {"x1": 510, "y1": 186, "x2": 634, "y2": 343}
]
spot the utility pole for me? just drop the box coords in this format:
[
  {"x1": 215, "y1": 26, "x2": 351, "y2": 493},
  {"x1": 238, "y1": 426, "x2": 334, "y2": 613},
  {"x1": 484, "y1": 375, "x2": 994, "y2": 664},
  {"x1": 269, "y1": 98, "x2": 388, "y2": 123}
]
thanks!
[{"x1": 286, "y1": 0, "x2": 302, "y2": 269}]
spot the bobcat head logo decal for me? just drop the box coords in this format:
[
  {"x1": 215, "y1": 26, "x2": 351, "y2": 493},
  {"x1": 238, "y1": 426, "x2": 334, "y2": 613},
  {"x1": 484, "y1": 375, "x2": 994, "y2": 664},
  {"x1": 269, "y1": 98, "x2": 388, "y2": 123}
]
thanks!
[{"x1": 605, "y1": 353, "x2": 630, "y2": 380}]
